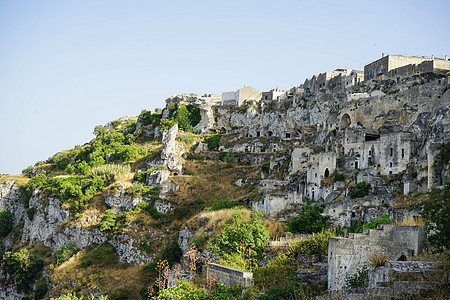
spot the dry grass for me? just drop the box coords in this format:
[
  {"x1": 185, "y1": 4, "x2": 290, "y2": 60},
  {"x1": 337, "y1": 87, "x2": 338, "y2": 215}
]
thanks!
[
  {"x1": 170, "y1": 160, "x2": 260, "y2": 205},
  {"x1": 0, "y1": 174, "x2": 29, "y2": 186},
  {"x1": 49, "y1": 249, "x2": 152, "y2": 299},
  {"x1": 264, "y1": 220, "x2": 287, "y2": 240},
  {"x1": 188, "y1": 207, "x2": 252, "y2": 238},
  {"x1": 395, "y1": 215, "x2": 426, "y2": 226},
  {"x1": 368, "y1": 250, "x2": 389, "y2": 268}
]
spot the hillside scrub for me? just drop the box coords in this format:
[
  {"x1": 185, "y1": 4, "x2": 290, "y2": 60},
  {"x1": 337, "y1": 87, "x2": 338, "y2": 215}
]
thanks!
[{"x1": 287, "y1": 204, "x2": 331, "y2": 234}]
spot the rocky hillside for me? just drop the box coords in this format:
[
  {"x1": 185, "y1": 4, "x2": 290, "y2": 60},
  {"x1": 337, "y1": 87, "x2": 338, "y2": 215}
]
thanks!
[{"x1": 0, "y1": 72, "x2": 449, "y2": 299}]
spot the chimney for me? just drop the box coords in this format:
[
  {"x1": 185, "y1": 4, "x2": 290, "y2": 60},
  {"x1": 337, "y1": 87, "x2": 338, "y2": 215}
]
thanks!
[
  {"x1": 431, "y1": 55, "x2": 435, "y2": 60},
  {"x1": 382, "y1": 53, "x2": 386, "y2": 58}
]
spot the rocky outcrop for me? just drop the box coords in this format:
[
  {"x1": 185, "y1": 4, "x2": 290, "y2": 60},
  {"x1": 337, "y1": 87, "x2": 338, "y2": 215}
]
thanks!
[
  {"x1": 146, "y1": 170, "x2": 179, "y2": 197},
  {"x1": 178, "y1": 226, "x2": 193, "y2": 254},
  {"x1": 0, "y1": 181, "x2": 25, "y2": 225},
  {"x1": 161, "y1": 123, "x2": 183, "y2": 175},
  {"x1": 104, "y1": 187, "x2": 146, "y2": 214}
]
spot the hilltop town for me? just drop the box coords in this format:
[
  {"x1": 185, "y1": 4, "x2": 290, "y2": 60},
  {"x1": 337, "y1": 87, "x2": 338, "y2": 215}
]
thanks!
[{"x1": 0, "y1": 53, "x2": 449, "y2": 299}]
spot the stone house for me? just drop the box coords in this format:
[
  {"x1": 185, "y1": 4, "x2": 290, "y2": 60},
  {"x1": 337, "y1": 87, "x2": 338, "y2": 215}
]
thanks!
[
  {"x1": 261, "y1": 88, "x2": 286, "y2": 101},
  {"x1": 221, "y1": 86, "x2": 261, "y2": 106},
  {"x1": 364, "y1": 53, "x2": 450, "y2": 81}
]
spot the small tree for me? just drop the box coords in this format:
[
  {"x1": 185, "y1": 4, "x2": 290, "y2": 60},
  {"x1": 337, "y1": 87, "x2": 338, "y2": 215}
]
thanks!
[
  {"x1": 209, "y1": 212, "x2": 270, "y2": 256},
  {"x1": 0, "y1": 210, "x2": 13, "y2": 238},
  {"x1": 99, "y1": 209, "x2": 116, "y2": 231},
  {"x1": 287, "y1": 205, "x2": 331, "y2": 234}
]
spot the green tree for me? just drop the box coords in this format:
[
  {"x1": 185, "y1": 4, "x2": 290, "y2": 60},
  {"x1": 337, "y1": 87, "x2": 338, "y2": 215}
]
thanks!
[
  {"x1": 209, "y1": 212, "x2": 270, "y2": 256},
  {"x1": 349, "y1": 181, "x2": 371, "y2": 198},
  {"x1": 0, "y1": 210, "x2": 13, "y2": 238},
  {"x1": 99, "y1": 209, "x2": 116, "y2": 231},
  {"x1": 287, "y1": 205, "x2": 331, "y2": 234},
  {"x1": 54, "y1": 242, "x2": 81, "y2": 265},
  {"x1": 2, "y1": 248, "x2": 44, "y2": 293}
]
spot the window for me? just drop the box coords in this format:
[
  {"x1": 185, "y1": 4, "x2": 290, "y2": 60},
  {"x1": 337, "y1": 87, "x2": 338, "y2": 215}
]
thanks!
[
  {"x1": 390, "y1": 162, "x2": 393, "y2": 167},
  {"x1": 390, "y1": 148, "x2": 393, "y2": 156},
  {"x1": 401, "y1": 148, "x2": 404, "y2": 158}
]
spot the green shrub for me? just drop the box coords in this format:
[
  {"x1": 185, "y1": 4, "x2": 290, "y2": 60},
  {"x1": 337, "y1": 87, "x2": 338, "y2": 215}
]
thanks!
[
  {"x1": 0, "y1": 210, "x2": 13, "y2": 238},
  {"x1": 287, "y1": 205, "x2": 331, "y2": 234},
  {"x1": 261, "y1": 163, "x2": 270, "y2": 174},
  {"x1": 54, "y1": 241, "x2": 81, "y2": 265},
  {"x1": 191, "y1": 235, "x2": 209, "y2": 251},
  {"x1": 210, "y1": 198, "x2": 240, "y2": 211},
  {"x1": 161, "y1": 241, "x2": 182, "y2": 265},
  {"x1": 138, "y1": 110, "x2": 162, "y2": 127},
  {"x1": 288, "y1": 228, "x2": 335, "y2": 256},
  {"x1": 186, "y1": 153, "x2": 203, "y2": 160},
  {"x1": 349, "y1": 181, "x2": 371, "y2": 198},
  {"x1": 157, "y1": 280, "x2": 209, "y2": 300},
  {"x1": 173, "y1": 104, "x2": 201, "y2": 131},
  {"x1": 79, "y1": 243, "x2": 118, "y2": 268},
  {"x1": 345, "y1": 266, "x2": 369, "y2": 288},
  {"x1": 209, "y1": 212, "x2": 270, "y2": 256},
  {"x1": 418, "y1": 183, "x2": 450, "y2": 252},
  {"x1": 34, "y1": 280, "x2": 48, "y2": 300},
  {"x1": 126, "y1": 182, "x2": 158, "y2": 196},
  {"x1": 258, "y1": 285, "x2": 306, "y2": 300},
  {"x1": 99, "y1": 209, "x2": 116, "y2": 232},
  {"x1": 2, "y1": 248, "x2": 44, "y2": 293},
  {"x1": 160, "y1": 119, "x2": 177, "y2": 131},
  {"x1": 333, "y1": 172, "x2": 345, "y2": 182},
  {"x1": 218, "y1": 151, "x2": 236, "y2": 165},
  {"x1": 204, "y1": 134, "x2": 221, "y2": 151},
  {"x1": 362, "y1": 212, "x2": 393, "y2": 230}
]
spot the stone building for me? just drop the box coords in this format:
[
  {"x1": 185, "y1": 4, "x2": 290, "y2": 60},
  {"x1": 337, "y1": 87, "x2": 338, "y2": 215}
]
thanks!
[
  {"x1": 221, "y1": 86, "x2": 262, "y2": 106},
  {"x1": 261, "y1": 88, "x2": 286, "y2": 101},
  {"x1": 364, "y1": 53, "x2": 450, "y2": 81},
  {"x1": 328, "y1": 224, "x2": 427, "y2": 290},
  {"x1": 302, "y1": 69, "x2": 363, "y2": 96}
]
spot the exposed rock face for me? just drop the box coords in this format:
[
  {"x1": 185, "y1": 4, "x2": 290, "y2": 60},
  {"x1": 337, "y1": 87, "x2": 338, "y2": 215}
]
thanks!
[
  {"x1": 104, "y1": 188, "x2": 145, "y2": 214},
  {"x1": 146, "y1": 170, "x2": 179, "y2": 196},
  {"x1": 161, "y1": 123, "x2": 183, "y2": 175},
  {"x1": 154, "y1": 199, "x2": 174, "y2": 214},
  {"x1": 0, "y1": 181, "x2": 25, "y2": 225},
  {"x1": 21, "y1": 193, "x2": 106, "y2": 250},
  {"x1": 178, "y1": 226, "x2": 193, "y2": 254},
  {"x1": 109, "y1": 233, "x2": 154, "y2": 265}
]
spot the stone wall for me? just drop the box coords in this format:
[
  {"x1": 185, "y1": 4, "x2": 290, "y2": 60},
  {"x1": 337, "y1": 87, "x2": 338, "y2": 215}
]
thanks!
[
  {"x1": 328, "y1": 224, "x2": 427, "y2": 290},
  {"x1": 205, "y1": 263, "x2": 253, "y2": 287}
]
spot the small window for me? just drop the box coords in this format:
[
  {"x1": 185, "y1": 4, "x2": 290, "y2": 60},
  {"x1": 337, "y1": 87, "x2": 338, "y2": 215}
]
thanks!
[
  {"x1": 315, "y1": 173, "x2": 317, "y2": 178},
  {"x1": 390, "y1": 148, "x2": 393, "y2": 156},
  {"x1": 256, "y1": 131, "x2": 260, "y2": 137},
  {"x1": 402, "y1": 148, "x2": 405, "y2": 158},
  {"x1": 389, "y1": 171, "x2": 393, "y2": 175},
  {"x1": 285, "y1": 133, "x2": 291, "y2": 138},
  {"x1": 390, "y1": 162, "x2": 393, "y2": 167}
]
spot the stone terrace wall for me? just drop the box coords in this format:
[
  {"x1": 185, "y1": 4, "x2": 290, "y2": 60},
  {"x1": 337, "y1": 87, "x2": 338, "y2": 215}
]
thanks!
[
  {"x1": 328, "y1": 224, "x2": 427, "y2": 290},
  {"x1": 205, "y1": 263, "x2": 253, "y2": 287}
]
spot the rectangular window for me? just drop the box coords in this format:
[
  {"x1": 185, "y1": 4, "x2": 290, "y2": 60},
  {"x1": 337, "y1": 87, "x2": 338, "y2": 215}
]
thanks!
[
  {"x1": 402, "y1": 148, "x2": 405, "y2": 158},
  {"x1": 390, "y1": 148, "x2": 393, "y2": 156}
]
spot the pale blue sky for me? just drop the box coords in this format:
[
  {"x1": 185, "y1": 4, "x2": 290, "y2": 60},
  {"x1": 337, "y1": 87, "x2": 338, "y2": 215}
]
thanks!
[{"x1": 0, "y1": 0, "x2": 449, "y2": 174}]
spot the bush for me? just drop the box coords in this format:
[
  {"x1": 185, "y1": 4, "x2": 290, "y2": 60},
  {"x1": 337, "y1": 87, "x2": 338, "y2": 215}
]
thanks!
[
  {"x1": 218, "y1": 151, "x2": 236, "y2": 165},
  {"x1": 161, "y1": 241, "x2": 182, "y2": 265},
  {"x1": 258, "y1": 286, "x2": 307, "y2": 300},
  {"x1": 288, "y1": 228, "x2": 336, "y2": 256},
  {"x1": 173, "y1": 104, "x2": 201, "y2": 131},
  {"x1": 362, "y1": 212, "x2": 393, "y2": 230},
  {"x1": 34, "y1": 280, "x2": 48, "y2": 300},
  {"x1": 79, "y1": 243, "x2": 118, "y2": 268},
  {"x1": 204, "y1": 134, "x2": 221, "y2": 151},
  {"x1": 261, "y1": 163, "x2": 270, "y2": 174},
  {"x1": 210, "y1": 198, "x2": 240, "y2": 211},
  {"x1": 99, "y1": 209, "x2": 116, "y2": 232},
  {"x1": 54, "y1": 242, "x2": 81, "y2": 265},
  {"x1": 368, "y1": 250, "x2": 389, "y2": 268},
  {"x1": 418, "y1": 183, "x2": 450, "y2": 252},
  {"x1": 2, "y1": 248, "x2": 44, "y2": 293},
  {"x1": 138, "y1": 110, "x2": 162, "y2": 127},
  {"x1": 51, "y1": 292, "x2": 109, "y2": 300},
  {"x1": 209, "y1": 212, "x2": 270, "y2": 256},
  {"x1": 287, "y1": 205, "x2": 331, "y2": 234},
  {"x1": 349, "y1": 181, "x2": 371, "y2": 198},
  {"x1": 345, "y1": 266, "x2": 369, "y2": 289},
  {"x1": 157, "y1": 280, "x2": 209, "y2": 300},
  {"x1": 0, "y1": 210, "x2": 13, "y2": 238},
  {"x1": 333, "y1": 172, "x2": 345, "y2": 182}
]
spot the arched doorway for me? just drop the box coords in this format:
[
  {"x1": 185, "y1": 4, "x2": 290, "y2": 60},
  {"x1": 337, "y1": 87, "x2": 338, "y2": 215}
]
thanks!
[
  {"x1": 324, "y1": 168, "x2": 330, "y2": 178},
  {"x1": 340, "y1": 113, "x2": 351, "y2": 129}
]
